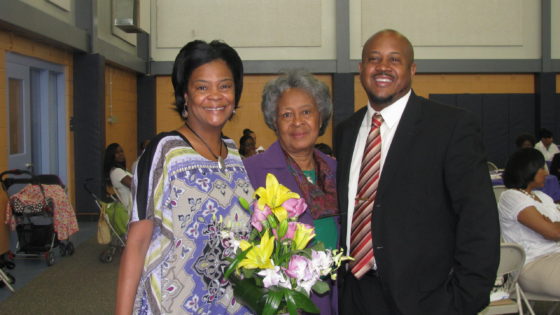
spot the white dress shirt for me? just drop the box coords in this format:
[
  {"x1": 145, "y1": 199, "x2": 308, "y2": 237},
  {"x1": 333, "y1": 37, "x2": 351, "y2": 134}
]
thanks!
[
  {"x1": 345, "y1": 90, "x2": 411, "y2": 268},
  {"x1": 535, "y1": 140, "x2": 560, "y2": 162}
]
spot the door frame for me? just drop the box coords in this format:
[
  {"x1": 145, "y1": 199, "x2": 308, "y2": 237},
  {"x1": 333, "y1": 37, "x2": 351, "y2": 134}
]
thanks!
[{"x1": 6, "y1": 52, "x2": 68, "y2": 183}]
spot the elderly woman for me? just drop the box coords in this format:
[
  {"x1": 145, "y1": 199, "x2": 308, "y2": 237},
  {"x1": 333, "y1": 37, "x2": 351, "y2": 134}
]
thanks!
[
  {"x1": 498, "y1": 148, "x2": 560, "y2": 298},
  {"x1": 243, "y1": 69, "x2": 338, "y2": 315},
  {"x1": 115, "y1": 40, "x2": 254, "y2": 314}
]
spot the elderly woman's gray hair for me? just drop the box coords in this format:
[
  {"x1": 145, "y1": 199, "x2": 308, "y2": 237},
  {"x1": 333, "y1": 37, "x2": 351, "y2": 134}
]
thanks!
[{"x1": 261, "y1": 69, "x2": 332, "y2": 135}]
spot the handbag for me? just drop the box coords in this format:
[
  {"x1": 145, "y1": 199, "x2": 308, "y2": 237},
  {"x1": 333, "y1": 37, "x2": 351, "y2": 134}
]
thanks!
[{"x1": 97, "y1": 209, "x2": 111, "y2": 245}]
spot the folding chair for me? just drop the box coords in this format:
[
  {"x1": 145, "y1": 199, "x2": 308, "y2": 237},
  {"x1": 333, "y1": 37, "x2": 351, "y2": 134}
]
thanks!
[
  {"x1": 493, "y1": 185, "x2": 507, "y2": 204},
  {"x1": 479, "y1": 243, "x2": 528, "y2": 315},
  {"x1": 488, "y1": 161, "x2": 499, "y2": 172},
  {"x1": 522, "y1": 291, "x2": 560, "y2": 315}
]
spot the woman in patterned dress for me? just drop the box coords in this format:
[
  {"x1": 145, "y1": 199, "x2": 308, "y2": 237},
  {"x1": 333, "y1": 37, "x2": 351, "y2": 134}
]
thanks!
[{"x1": 115, "y1": 40, "x2": 254, "y2": 315}]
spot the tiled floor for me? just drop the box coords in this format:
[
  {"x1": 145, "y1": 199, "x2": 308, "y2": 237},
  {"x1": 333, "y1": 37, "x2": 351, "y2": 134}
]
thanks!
[{"x1": 0, "y1": 219, "x2": 96, "y2": 302}]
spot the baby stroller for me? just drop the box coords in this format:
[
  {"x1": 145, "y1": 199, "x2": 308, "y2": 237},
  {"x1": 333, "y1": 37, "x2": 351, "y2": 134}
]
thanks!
[
  {"x1": 0, "y1": 169, "x2": 76, "y2": 267},
  {"x1": 83, "y1": 179, "x2": 128, "y2": 263}
]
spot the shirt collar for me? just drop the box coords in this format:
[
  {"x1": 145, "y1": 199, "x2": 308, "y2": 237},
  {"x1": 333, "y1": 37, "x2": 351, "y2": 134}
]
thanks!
[{"x1": 366, "y1": 89, "x2": 412, "y2": 128}]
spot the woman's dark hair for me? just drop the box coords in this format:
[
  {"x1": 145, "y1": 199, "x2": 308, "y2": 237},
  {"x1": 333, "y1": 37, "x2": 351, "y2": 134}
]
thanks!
[
  {"x1": 238, "y1": 134, "x2": 254, "y2": 156},
  {"x1": 502, "y1": 148, "x2": 545, "y2": 189},
  {"x1": 171, "y1": 40, "x2": 244, "y2": 117},
  {"x1": 515, "y1": 134, "x2": 536, "y2": 148},
  {"x1": 103, "y1": 143, "x2": 126, "y2": 187},
  {"x1": 243, "y1": 128, "x2": 254, "y2": 136}
]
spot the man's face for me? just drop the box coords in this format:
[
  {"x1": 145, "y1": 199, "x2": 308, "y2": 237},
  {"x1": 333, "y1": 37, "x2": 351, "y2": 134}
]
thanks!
[
  {"x1": 543, "y1": 137, "x2": 554, "y2": 147},
  {"x1": 359, "y1": 31, "x2": 416, "y2": 110}
]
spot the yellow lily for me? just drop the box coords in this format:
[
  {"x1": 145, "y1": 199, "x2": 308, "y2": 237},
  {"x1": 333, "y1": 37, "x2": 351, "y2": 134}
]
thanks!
[
  {"x1": 293, "y1": 223, "x2": 315, "y2": 250},
  {"x1": 237, "y1": 230, "x2": 275, "y2": 270},
  {"x1": 254, "y1": 173, "x2": 300, "y2": 222}
]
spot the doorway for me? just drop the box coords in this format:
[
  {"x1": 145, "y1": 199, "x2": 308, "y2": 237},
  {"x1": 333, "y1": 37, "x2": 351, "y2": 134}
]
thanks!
[{"x1": 5, "y1": 53, "x2": 68, "y2": 187}]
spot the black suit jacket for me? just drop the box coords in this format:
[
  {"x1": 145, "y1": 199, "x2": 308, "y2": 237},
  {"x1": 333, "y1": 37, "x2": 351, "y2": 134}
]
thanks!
[{"x1": 334, "y1": 92, "x2": 500, "y2": 315}]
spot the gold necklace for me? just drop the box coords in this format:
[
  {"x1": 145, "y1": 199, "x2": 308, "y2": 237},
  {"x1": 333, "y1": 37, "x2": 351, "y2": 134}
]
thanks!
[
  {"x1": 516, "y1": 188, "x2": 540, "y2": 202},
  {"x1": 184, "y1": 122, "x2": 226, "y2": 172}
]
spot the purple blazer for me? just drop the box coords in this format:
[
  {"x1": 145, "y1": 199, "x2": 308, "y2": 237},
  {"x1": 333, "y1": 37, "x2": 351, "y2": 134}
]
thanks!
[{"x1": 243, "y1": 141, "x2": 339, "y2": 315}]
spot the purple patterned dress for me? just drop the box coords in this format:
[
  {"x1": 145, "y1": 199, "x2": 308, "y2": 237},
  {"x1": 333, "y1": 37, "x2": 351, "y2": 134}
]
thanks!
[{"x1": 131, "y1": 131, "x2": 254, "y2": 315}]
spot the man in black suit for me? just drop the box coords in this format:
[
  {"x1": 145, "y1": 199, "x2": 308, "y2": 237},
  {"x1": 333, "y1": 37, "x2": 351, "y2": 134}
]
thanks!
[{"x1": 334, "y1": 29, "x2": 500, "y2": 315}]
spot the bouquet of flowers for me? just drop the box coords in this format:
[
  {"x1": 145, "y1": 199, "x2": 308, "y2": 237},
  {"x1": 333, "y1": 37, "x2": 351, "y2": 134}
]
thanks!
[{"x1": 223, "y1": 173, "x2": 351, "y2": 315}]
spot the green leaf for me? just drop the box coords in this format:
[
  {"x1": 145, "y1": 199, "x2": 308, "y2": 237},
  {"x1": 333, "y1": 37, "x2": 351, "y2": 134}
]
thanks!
[
  {"x1": 263, "y1": 289, "x2": 283, "y2": 315},
  {"x1": 224, "y1": 245, "x2": 252, "y2": 279},
  {"x1": 266, "y1": 214, "x2": 278, "y2": 229},
  {"x1": 238, "y1": 197, "x2": 251, "y2": 212},
  {"x1": 311, "y1": 280, "x2": 330, "y2": 295},
  {"x1": 291, "y1": 290, "x2": 320, "y2": 313},
  {"x1": 278, "y1": 219, "x2": 288, "y2": 239},
  {"x1": 230, "y1": 276, "x2": 266, "y2": 314},
  {"x1": 284, "y1": 289, "x2": 299, "y2": 315}
]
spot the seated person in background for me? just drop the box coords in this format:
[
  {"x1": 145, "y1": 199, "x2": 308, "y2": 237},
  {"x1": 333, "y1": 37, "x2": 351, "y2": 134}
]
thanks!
[
  {"x1": 244, "y1": 128, "x2": 265, "y2": 153},
  {"x1": 103, "y1": 143, "x2": 133, "y2": 212},
  {"x1": 238, "y1": 134, "x2": 256, "y2": 158},
  {"x1": 515, "y1": 133, "x2": 536, "y2": 149},
  {"x1": 535, "y1": 128, "x2": 560, "y2": 162},
  {"x1": 498, "y1": 148, "x2": 560, "y2": 298},
  {"x1": 243, "y1": 128, "x2": 256, "y2": 142}
]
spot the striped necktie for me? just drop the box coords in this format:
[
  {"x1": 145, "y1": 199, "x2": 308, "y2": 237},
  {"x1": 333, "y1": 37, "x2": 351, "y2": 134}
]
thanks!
[{"x1": 350, "y1": 113, "x2": 383, "y2": 279}]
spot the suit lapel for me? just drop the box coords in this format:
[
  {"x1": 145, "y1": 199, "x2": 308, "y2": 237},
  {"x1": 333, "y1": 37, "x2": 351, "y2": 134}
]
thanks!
[
  {"x1": 339, "y1": 107, "x2": 367, "y2": 181},
  {"x1": 337, "y1": 107, "x2": 367, "y2": 247},
  {"x1": 377, "y1": 92, "x2": 423, "y2": 199}
]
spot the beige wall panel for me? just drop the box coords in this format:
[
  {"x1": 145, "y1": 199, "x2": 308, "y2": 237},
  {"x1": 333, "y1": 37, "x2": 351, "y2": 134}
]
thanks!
[
  {"x1": 0, "y1": 30, "x2": 75, "y2": 204},
  {"x1": 553, "y1": 0, "x2": 560, "y2": 59},
  {"x1": 354, "y1": 74, "x2": 535, "y2": 111},
  {"x1": 19, "y1": 0, "x2": 74, "y2": 24},
  {"x1": 105, "y1": 65, "x2": 138, "y2": 169},
  {"x1": 97, "y1": 0, "x2": 137, "y2": 52},
  {"x1": 151, "y1": 0, "x2": 335, "y2": 61},
  {"x1": 157, "y1": 0, "x2": 320, "y2": 48},
  {"x1": 156, "y1": 74, "x2": 333, "y2": 150},
  {"x1": 350, "y1": 0, "x2": 540, "y2": 60}
]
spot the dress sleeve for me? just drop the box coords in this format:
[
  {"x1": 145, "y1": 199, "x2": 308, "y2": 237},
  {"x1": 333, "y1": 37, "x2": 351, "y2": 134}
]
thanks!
[
  {"x1": 131, "y1": 133, "x2": 167, "y2": 222},
  {"x1": 110, "y1": 168, "x2": 127, "y2": 187},
  {"x1": 498, "y1": 190, "x2": 534, "y2": 221}
]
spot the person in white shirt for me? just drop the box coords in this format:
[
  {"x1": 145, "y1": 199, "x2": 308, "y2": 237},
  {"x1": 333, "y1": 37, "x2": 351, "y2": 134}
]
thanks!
[
  {"x1": 103, "y1": 143, "x2": 133, "y2": 212},
  {"x1": 498, "y1": 148, "x2": 560, "y2": 298},
  {"x1": 534, "y1": 128, "x2": 560, "y2": 162}
]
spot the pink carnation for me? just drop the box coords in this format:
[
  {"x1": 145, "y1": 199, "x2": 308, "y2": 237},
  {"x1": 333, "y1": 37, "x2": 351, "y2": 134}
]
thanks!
[
  {"x1": 251, "y1": 202, "x2": 271, "y2": 232},
  {"x1": 272, "y1": 222, "x2": 298, "y2": 240},
  {"x1": 283, "y1": 198, "x2": 307, "y2": 218},
  {"x1": 284, "y1": 255, "x2": 313, "y2": 281}
]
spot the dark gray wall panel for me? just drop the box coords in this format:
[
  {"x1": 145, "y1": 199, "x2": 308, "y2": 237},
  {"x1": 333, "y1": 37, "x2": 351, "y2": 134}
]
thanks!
[
  {"x1": 482, "y1": 95, "x2": 509, "y2": 167},
  {"x1": 137, "y1": 75, "x2": 157, "y2": 152},
  {"x1": 430, "y1": 93, "x2": 536, "y2": 168},
  {"x1": 457, "y1": 94, "x2": 484, "y2": 126},
  {"x1": 332, "y1": 73, "x2": 355, "y2": 131},
  {"x1": 73, "y1": 53, "x2": 105, "y2": 213},
  {"x1": 508, "y1": 94, "x2": 536, "y2": 153}
]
